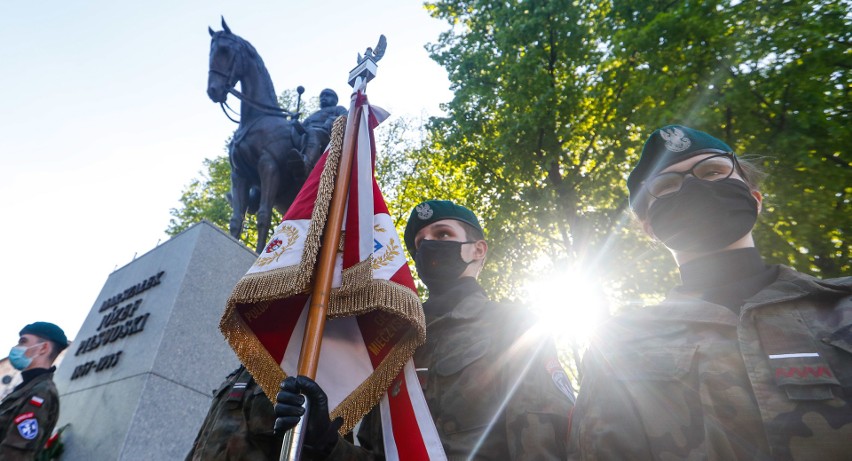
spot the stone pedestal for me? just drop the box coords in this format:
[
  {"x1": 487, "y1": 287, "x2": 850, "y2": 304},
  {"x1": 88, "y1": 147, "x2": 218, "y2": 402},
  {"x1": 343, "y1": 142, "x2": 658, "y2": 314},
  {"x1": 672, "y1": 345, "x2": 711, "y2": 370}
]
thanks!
[{"x1": 52, "y1": 221, "x2": 257, "y2": 460}]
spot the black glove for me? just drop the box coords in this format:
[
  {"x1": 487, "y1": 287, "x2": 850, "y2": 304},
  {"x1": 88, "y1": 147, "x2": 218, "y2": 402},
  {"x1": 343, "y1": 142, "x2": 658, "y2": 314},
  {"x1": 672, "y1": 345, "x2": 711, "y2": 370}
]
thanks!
[{"x1": 274, "y1": 375, "x2": 343, "y2": 455}]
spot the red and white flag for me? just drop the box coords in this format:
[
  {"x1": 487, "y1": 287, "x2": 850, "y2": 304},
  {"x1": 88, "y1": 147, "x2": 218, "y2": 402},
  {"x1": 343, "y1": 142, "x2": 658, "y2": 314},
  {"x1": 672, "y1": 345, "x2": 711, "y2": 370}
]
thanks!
[{"x1": 221, "y1": 91, "x2": 446, "y2": 460}]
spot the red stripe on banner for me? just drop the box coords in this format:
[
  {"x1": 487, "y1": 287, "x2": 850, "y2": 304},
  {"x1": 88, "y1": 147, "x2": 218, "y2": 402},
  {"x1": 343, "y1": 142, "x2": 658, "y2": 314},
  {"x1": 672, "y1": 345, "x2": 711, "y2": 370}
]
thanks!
[
  {"x1": 239, "y1": 295, "x2": 308, "y2": 364},
  {"x1": 358, "y1": 310, "x2": 432, "y2": 458},
  {"x1": 388, "y1": 373, "x2": 430, "y2": 460},
  {"x1": 373, "y1": 180, "x2": 389, "y2": 215},
  {"x1": 283, "y1": 151, "x2": 329, "y2": 220},
  {"x1": 390, "y1": 264, "x2": 416, "y2": 291},
  {"x1": 357, "y1": 311, "x2": 412, "y2": 367},
  {"x1": 343, "y1": 125, "x2": 363, "y2": 270}
]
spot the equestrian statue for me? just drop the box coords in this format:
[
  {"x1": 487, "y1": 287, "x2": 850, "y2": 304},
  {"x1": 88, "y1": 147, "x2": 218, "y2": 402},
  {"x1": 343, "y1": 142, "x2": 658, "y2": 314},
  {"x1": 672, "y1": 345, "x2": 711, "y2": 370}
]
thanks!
[{"x1": 207, "y1": 18, "x2": 345, "y2": 253}]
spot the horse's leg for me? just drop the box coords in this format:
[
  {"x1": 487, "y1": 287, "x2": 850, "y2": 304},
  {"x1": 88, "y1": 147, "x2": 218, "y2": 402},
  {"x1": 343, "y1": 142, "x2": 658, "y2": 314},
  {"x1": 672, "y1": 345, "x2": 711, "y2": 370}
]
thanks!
[
  {"x1": 255, "y1": 155, "x2": 280, "y2": 254},
  {"x1": 229, "y1": 172, "x2": 250, "y2": 242}
]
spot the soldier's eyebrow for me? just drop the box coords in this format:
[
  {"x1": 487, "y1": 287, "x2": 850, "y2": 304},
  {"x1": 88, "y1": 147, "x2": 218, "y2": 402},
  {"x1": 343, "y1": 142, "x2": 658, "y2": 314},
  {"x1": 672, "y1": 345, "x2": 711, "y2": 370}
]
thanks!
[{"x1": 429, "y1": 223, "x2": 457, "y2": 232}]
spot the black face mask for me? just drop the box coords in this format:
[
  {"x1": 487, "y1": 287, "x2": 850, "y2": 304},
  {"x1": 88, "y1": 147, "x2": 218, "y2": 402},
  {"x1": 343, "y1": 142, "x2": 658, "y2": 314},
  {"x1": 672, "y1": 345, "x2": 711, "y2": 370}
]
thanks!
[
  {"x1": 648, "y1": 178, "x2": 758, "y2": 253},
  {"x1": 414, "y1": 240, "x2": 475, "y2": 291}
]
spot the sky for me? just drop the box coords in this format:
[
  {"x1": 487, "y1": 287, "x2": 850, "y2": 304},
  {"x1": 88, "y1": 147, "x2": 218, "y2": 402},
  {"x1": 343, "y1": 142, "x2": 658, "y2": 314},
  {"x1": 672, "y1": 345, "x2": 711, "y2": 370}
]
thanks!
[{"x1": 0, "y1": 1, "x2": 453, "y2": 347}]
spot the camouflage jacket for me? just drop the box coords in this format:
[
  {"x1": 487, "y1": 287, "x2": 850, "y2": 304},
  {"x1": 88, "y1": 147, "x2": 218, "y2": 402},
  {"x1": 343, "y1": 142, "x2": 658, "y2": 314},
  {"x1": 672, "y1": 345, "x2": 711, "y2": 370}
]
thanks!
[
  {"x1": 185, "y1": 366, "x2": 280, "y2": 461},
  {"x1": 0, "y1": 368, "x2": 60, "y2": 461},
  {"x1": 568, "y1": 266, "x2": 852, "y2": 461},
  {"x1": 325, "y1": 288, "x2": 575, "y2": 460}
]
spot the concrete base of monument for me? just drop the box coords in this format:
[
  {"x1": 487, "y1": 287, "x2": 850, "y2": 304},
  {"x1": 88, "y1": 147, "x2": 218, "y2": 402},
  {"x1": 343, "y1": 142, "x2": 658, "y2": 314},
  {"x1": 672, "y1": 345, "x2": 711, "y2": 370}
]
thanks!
[{"x1": 53, "y1": 221, "x2": 258, "y2": 460}]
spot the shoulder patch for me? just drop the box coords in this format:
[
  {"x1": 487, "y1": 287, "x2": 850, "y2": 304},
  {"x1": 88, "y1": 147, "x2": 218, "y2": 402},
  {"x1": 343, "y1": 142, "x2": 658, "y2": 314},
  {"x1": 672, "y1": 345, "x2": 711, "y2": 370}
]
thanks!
[
  {"x1": 14, "y1": 412, "x2": 35, "y2": 425},
  {"x1": 546, "y1": 358, "x2": 576, "y2": 403},
  {"x1": 15, "y1": 413, "x2": 39, "y2": 440},
  {"x1": 29, "y1": 396, "x2": 45, "y2": 407}
]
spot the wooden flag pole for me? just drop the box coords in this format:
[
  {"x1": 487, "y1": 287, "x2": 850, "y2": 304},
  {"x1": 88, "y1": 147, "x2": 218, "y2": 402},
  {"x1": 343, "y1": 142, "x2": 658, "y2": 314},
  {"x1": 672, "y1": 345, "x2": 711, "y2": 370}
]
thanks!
[
  {"x1": 281, "y1": 36, "x2": 385, "y2": 461},
  {"x1": 297, "y1": 99, "x2": 362, "y2": 379}
]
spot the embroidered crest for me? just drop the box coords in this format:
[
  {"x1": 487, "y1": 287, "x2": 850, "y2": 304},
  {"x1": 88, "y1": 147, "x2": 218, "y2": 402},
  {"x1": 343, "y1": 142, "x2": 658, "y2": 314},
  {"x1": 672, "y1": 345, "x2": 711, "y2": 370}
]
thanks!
[
  {"x1": 415, "y1": 203, "x2": 433, "y2": 220},
  {"x1": 546, "y1": 359, "x2": 576, "y2": 403},
  {"x1": 15, "y1": 414, "x2": 38, "y2": 440},
  {"x1": 264, "y1": 237, "x2": 283, "y2": 253},
  {"x1": 660, "y1": 127, "x2": 692, "y2": 152},
  {"x1": 29, "y1": 396, "x2": 44, "y2": 407},
  {"x1": 371, "y1": 238, "x2": 400, "y2": 270},
  {"x1": 254, "y1": 225, "x2": 300, "y2": 268}
]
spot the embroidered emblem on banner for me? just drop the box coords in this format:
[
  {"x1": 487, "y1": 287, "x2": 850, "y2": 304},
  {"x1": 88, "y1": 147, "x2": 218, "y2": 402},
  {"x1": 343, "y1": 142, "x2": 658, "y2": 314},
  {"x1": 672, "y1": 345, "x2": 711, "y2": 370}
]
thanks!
[
  {"x1": 265, "y1": 238, "x2": 283, "y2": 253},
  {"x1": 16, "y1": 416, "x2": 38, "y2": 440},
  {"x1": 29, "y1": 396, "x2": 44, "y2": 407},
  {"x1": 546, "y1": 359, "x2": 576, "y2": 402},
  {"x1": 416, "y1": 203, "x2": 433, "y2": 220},
  {"x1": 256, "y1": 225, "x2": 300, "y2": 267},
  {"x1": 372, "y1": 239, "x2": 400, "y2": 270},
  {"x1": 660, "y1": 127, "x2": 691, "y2": 152}
]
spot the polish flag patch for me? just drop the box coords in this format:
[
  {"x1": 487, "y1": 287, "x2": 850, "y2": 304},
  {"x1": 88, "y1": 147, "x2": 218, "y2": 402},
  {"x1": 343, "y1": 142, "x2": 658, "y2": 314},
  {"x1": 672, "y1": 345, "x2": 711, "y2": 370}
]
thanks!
[{"x1": 29, "y1": 396, "x2": 44, "y2": 407}]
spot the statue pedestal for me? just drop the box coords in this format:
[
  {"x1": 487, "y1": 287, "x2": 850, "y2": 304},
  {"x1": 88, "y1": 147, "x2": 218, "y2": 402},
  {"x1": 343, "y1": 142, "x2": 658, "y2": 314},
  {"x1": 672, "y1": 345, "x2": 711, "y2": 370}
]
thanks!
[{"x1": 53, "y1": 221, "x2": 257, "y2": 460}]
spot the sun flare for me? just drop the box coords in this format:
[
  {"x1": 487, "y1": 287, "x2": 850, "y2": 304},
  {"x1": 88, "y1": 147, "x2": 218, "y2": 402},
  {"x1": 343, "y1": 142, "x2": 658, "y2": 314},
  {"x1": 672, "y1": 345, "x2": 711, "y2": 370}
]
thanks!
[{"x1": 522, "y1": 267, "x2": 609, "y2": 343}]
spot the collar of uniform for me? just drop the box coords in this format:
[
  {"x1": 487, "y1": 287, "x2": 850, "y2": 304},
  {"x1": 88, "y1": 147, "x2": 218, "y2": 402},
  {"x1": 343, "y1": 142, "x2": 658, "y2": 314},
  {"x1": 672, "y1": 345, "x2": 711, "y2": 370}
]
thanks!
[
  {"x1": 426, "y1": 290, "x2": 490, "y2": 325},
  {"x1": 741, "y1": 265, "x2": 852, "y2": 310},
  {"x1": 593, "y1": 299, "x2": 736, "y2": 346},
  {"x1": 14, "y1": 366, "x2": 55, "y2": 393},
  {"x1": 643, "y1": 296, "x2": 739, "y2": 326},
  {"x1": 447, "y1": 290, "x2": 490, "y2": 320}
]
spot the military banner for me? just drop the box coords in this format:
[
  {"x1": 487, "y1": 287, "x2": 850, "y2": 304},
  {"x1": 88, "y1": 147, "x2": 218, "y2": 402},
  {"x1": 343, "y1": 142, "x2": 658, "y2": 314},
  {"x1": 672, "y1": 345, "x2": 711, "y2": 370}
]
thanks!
[{"x1": 220, "y1": 89, "x2": 445, "y2": 459}]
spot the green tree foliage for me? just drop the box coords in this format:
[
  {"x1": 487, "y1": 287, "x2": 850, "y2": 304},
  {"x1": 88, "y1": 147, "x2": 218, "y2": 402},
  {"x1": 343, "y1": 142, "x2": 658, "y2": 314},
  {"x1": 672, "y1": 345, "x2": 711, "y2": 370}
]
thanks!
[{"x1": 423, "y1": 0, "x2": 850, "y2": 308}]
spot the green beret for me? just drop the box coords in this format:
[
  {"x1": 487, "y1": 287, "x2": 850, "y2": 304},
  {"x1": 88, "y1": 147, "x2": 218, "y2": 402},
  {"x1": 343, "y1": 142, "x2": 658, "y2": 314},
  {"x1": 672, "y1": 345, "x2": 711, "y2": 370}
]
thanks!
[
  {"x1": 627, "y1": 125, "x2": 733, "y2": 208},
  {"x1": 404, "y1": 200, "x2": 483, "y2": 256},
  {"x1": 20, "y1": 322, "x2": 69, "y2": 351}
]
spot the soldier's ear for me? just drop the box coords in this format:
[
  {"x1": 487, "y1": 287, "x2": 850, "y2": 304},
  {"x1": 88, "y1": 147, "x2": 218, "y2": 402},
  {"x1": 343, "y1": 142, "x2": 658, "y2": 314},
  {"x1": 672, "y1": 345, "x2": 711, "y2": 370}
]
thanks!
[
  {"x1": 471, "y1": 240, "x2": 487, "y2": 261},
  {"x1": 752, "y1": 190, "x2": 763, "y2": 214}
]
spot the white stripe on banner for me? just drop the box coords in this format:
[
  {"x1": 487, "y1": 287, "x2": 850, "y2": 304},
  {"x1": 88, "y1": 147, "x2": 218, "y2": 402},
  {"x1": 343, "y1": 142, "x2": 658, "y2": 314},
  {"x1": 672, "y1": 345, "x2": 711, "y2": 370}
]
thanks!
[
  {"x1": 356, "y1": 105, "x2": 374, "y2": 260},
  {"x1": 380, "y1": 393, "x2": 399, "y2": 461},
  {"x1": 403, "y1": 361, "x2": 446, "y2": 460},
  {"x1": 768, "y1": 353, "x2": 819, "y2": 359},
  {"x1": 280, "y1": 300, "x2": 374, "y2": 410}
]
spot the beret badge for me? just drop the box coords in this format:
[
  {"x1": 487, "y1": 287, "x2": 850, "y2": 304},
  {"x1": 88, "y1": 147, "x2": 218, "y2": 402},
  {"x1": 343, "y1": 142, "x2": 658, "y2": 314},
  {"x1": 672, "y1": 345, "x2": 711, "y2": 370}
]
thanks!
[
  {"x1": 416, "y1": 203, "x2": 433, "y2": 220},
  {"x1": 660, "y1": 126, "x2": 692, "y2": 152}
]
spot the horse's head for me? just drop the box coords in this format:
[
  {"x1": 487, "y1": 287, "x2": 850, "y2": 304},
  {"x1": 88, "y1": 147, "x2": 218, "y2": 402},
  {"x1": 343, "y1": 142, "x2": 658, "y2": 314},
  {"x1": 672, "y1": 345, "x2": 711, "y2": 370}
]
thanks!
[{"x1": 207, "y1": 17, "x2": 244, "y2": 103}]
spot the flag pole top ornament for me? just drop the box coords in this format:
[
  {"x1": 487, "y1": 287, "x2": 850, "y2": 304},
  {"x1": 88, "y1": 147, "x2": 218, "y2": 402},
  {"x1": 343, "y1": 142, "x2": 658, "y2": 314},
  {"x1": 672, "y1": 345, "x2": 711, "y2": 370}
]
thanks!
[{"x1": 348, "y1": 35, "x2": 386, "y2": 89}]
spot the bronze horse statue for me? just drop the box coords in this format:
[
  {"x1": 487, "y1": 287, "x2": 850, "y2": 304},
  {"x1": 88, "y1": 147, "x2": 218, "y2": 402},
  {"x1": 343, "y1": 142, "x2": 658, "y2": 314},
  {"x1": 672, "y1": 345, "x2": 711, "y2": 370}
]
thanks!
[{"x1": 207, "y1": 18, "x2": 306, "y2": 253}]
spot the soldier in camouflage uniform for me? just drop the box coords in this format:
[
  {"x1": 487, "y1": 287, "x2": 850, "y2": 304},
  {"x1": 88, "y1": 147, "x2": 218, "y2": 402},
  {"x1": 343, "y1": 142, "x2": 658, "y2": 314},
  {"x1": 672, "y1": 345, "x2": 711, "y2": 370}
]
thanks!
[
  {"x1": 275, "y1": 200, "x2": 575, "y2": 460},
  {"x1": 1, "y1": 322, "x2": 67, "y2": 461},
  {"x1": 568, "y1": 125, "x2": 852, "y2": 460},
  {"x1": 186, "y1": 366, "x2": 280, "y2": 461}
]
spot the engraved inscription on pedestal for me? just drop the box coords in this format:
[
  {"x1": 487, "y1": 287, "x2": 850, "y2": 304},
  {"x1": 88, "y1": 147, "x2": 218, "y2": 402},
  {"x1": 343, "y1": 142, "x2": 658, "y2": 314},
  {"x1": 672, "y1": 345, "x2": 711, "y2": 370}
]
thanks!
[{"x1": 53, "y1": 221, "x2": 257, "y2": 461}]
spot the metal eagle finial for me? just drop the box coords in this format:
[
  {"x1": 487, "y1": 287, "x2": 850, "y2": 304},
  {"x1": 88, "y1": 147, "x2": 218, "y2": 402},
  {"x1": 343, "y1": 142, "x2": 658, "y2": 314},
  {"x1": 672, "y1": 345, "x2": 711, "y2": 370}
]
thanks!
[{"x1": 357, "y1": 35, "x2": 387, "y2": 64}]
